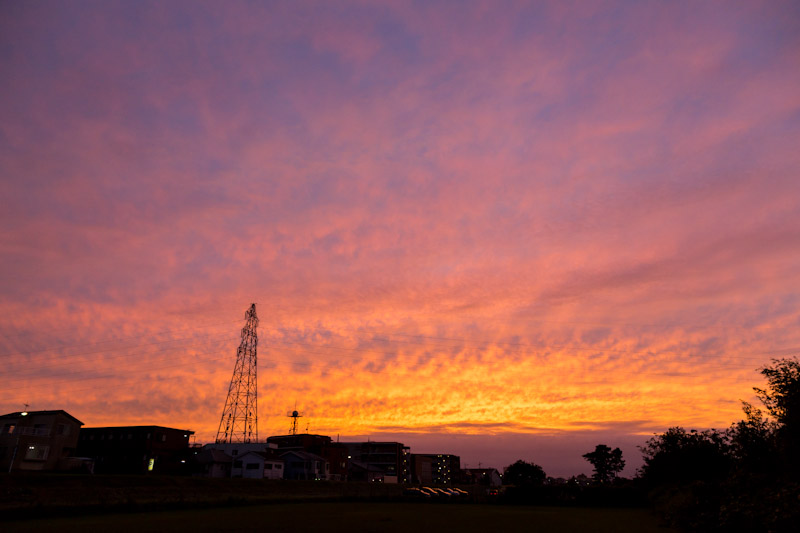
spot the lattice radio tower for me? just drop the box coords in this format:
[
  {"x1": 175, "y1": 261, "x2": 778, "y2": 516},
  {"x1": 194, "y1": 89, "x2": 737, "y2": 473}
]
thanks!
[{"x1": 215, "y1": 303, "x2": 259, "y2": 443}]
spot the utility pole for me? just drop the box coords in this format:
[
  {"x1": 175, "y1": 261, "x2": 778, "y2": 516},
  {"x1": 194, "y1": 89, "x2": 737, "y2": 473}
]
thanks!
[{"x1": 215, "y1": 303, "x2": 259, "y2": 443}]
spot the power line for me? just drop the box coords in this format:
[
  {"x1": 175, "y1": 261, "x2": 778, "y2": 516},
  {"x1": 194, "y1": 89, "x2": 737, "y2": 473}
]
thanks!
[
  {"x1": 1, "y1": 330, "x2": 239, "y2": 369},
  {"x1": 3, "y1": 336, "x2": 239, "y2": 383},
  {"x1": 260, "y1": 333, "x2": 796, "y2": 365},
  {"x1": 0, "y1": 345, "x2": 234, "y2": 396},
  {"x1": 0, "y1": 319, "x2": 240, "y2": 358}
]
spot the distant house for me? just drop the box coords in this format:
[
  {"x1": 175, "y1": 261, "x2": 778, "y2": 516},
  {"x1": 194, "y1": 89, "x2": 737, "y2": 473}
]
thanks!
[
  {"x1": 192, "y1": 447, "x2": 232, "y2": 478},
  {"x1": 267, "y1": 434, "x2": 348, "y2": 481},
  {"x1": 281, "y1": 450, "x2": 328, "y2": 480},
  {"x1": 203, "y1": 441, "x2": 277, "y2": 459},
  {"x1": 462, "y1": 467, "x2": 503, "y2": 487},
  {"x1": 234, "y1": 451, "x2": 284, "y2": 479},
  {"x1": 77, "y1": 425, "x2": 194, "y2": 474},
  {"x1": 348, "y1": 459, "x2": 396, "y2": 483},
  {"x1": 0, "y1": 410, "x2": 83, "y2": 472}
]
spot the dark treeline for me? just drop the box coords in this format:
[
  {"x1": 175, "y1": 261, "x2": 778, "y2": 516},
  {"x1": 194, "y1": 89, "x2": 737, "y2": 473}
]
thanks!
[{"x1": 498, "y1": 358, "x2": 800, "y2": 532}]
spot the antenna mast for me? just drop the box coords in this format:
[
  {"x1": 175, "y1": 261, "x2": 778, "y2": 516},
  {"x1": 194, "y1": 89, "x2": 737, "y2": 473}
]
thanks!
[
  {"x1": 287, "y1": 407, "x2": 303, "y2": 435},
  {"x1": 215, "y1": 303, "x2": 259, "y2": 443}
]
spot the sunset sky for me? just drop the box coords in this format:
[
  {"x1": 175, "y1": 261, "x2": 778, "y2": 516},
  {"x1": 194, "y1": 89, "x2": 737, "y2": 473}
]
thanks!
[{"x1": 2, "y1": 1, "x2": 799, "y2": 477}]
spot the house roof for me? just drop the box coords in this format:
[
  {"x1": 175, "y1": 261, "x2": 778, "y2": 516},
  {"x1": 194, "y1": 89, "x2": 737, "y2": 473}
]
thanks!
[
  {"x1": 0, "y1": 410, "x2": 84, "y2": 426},
  {"x1": 238, "y1": 450, "x2": 283, "y2": 462},
  {"x1": 81, "y1": 425, "x2": 194, "y2": 434},
  {"x1": 348, "y1": 459, "x2": 390, "y2": 474},
  {"x1": 195, "y1": 448, "x2": 233, "y2": 463},
  {"x1": 464, "y1": 468, "x2": 501, "y2": 475},
  {"x1": 280, "y1": 450, "x2": 326, "y2": 462}
]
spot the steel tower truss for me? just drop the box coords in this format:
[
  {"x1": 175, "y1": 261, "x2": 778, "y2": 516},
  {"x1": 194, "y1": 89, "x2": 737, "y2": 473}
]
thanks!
[{"x1": 215, "y1": 303, "x2": 259, "y2": 443}]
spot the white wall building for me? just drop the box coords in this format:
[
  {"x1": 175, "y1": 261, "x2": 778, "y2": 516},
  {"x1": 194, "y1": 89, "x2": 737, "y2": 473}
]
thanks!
[{"x1": 234, "y1": 451, "x2": 284, "y2": 479}]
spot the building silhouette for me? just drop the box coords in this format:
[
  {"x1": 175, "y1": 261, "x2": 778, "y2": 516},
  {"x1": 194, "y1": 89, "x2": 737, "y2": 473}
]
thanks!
[
  {"x1": 77, "y1": 425, "x2": 194, "y2": 474},
  {"x1": 342, "y1": 441, "x2": 410, "y2": 483},
  {"x1": 0, "y1": 410, "x2": 83, "y2": 472}
]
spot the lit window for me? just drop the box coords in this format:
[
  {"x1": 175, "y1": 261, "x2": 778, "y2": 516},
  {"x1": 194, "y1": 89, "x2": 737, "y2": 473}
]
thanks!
[{"x1": 24, "y1": 445, "x2": 49, "y2": 461}]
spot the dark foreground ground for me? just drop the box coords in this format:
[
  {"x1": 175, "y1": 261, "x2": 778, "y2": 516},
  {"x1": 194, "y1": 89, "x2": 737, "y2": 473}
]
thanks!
[
  {"x1": 3, "y1": 501, "x2": 673, "y2": 532},
  {"x1": 0, "y1": 475, "x2": 673, "y2": 531}
]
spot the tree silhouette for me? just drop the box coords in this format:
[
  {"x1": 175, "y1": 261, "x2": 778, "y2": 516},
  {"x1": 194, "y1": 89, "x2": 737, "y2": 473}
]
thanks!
[
  {"x1": 754, "y1": 357, "x2": 800, "y2": 478},
  {"x1": 582, "y1": 444, "x2": 625, "y2": 484},
  {"x1": 637, "y1": 359, "x2": 800, "y2": 531},
  {"x1": 639, "y1": 427, "x2": 730, "y2": 484},
  {"x1": 503, "y1": 460, "x2": 546, "y2": 486},
  {"x1": 728, "y1": 402, "x2": 777, "y2": 472},
  {"x1": 755, "y1": 357, "x2": 800, "y2": 427}
]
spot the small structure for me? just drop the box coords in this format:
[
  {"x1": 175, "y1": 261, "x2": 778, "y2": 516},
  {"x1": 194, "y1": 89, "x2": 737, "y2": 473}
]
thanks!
[
  {"x1": 281, "y1": 450, "x2": 328, "y2": 480},
  {"x1": 462, "y1": 467, "x2": 503, "y2": 487},
  {"x1": 0, "y1": 409, "x2": 83, "y2": 472}
]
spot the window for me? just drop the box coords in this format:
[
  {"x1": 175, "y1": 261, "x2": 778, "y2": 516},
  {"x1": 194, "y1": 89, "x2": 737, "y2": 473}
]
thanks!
[
  {"x1": 161, "y1": 434, "x2": 166, "y2": 442},
  {"x1": 56, "y1": 424, "x2": 71, "y2": 436},
  {"x1": 3, "y1": 424, "x2": 15, "y2": 435},
  {"x1": 246, "y1": 463, "x2": 260, "y2": 470},
  {"x1": 233, "y1": 460, "x2": 242, "y2": 468},
  {"x1": 24, "y1": 445, "x2": 49, "y2": 461},
  {"x1": 265, "y1": 463, "x2": 273, "y2": 470},
  {"x1": 275, "y1": 464, "x2": 282, "y2": 469}
]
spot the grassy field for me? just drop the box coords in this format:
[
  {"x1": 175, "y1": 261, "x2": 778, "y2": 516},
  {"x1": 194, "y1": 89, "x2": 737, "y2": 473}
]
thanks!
[
  {"x1": 0, "y1": 474, "x2": 408, "y2": 514},
  {"x1": 0, "y1": 475, "x2": 673, "y2": 531},
  {"x1": 2, "y1": 501, "x2": 674, "y2": 532}
]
